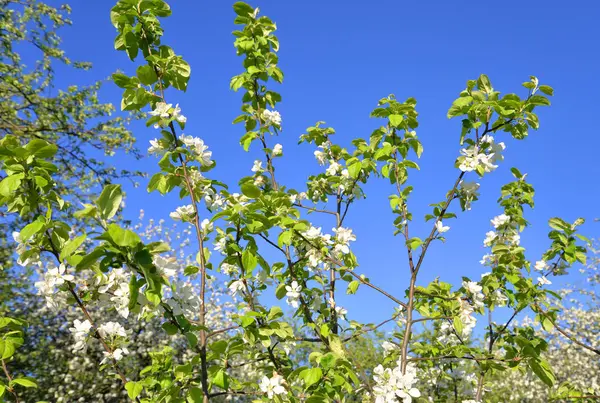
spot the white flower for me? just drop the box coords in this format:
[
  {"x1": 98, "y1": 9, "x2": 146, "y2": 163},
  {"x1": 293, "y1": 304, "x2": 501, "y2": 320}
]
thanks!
[
  {"x1": 220, "y1": 263, "x2": 238, "y2": 275},
  {"x1": 170, "y1": 204, "x2": 195, "y2": 221},
  {"x1": 148, "y1": 138, "x2": 165, "y2": 155},
  {"x1": 491, "y1": 214, "x2": 510, "y2": 228},
  {"x1": 111, "y1": 282, "x2": 131, "y2": 319},
  {"x1": 179, "y1": 134, "x2": 212, "y2": 166},
  {"x1": 326, "y1": 161, "x2": 341, "y2": 176},
  {"x1": 251, "y1": 160, "x2": 263, "y2": 173},
  {"x1": 381, "y1": 341, "x2": 398, "y2": 354},
  {"x1": 200, "y1": 218, "x2": 213, "y2": 234},
  {"x1": 285, "y1": 281, "x2": 302, "y2": 308},
  {"x1": 34, "y1": 263, "x2": 74, "y2": 310},
  {"x1": 153, "y1": 255, "x2": 178, "y2": 278},
  {"x1": 335, "y1": 305, "x2": 347, "y2": 320},
  {"x1": 435, "y1": 220, "x2": 450, "y2": 233},
  {"x1": 166, "y1": 281, "x2": 201, "y2": 317},
  {"x1": 272, "y1": 143, "x2": 283, "y2": 156},
  {"x1": 229, "y1": 280, "x2": 246, "y2": 297},
  {"x1": 303, "y1": 226, "x2": 323, "y2": 240},
  {"x1": 462, "y1": 280, "x2": 482, "y2": 295},
  {"x1": 314, "y1": 150, "x2": 327, "y2": 165},
  {"x1": 537, "y1": 276, "x2": 552, "y2": 286},
  {"x1": 149, "y1": 102, "x2": 172, "y2": 118},
  {"x1": 261, "y1": 109, "x2": 282, "y2": 126},
  {"x1": 372, "y1": 361, "x2": 420, "y2": 403},
  {"x1": 483, "y1": 231, "x2": 497, "y2": 247},
  {"x1": 459, "y1": 181, "x2": 480, "y2": 210},
  {"x1": 97, "y1": 322, "x2": 127, "y2": 339},
  {"x1": 172, "y1": 104, "x2": 187, "y2": 123},
  {"x1": 214, "y1": 238, "x2": 227, "y2": 255},
  {"x1": 259, "y1": 374, "x2": 286, "y2": 398},
  {"x1": 535, "y1": 260, "x2": 548, "y2": 272},
  {"x1": 69, "y1": 319, "x2": 92, "y2": 352},
  {"x1": 100, "y1": 347, "x2": 129, "y2": 365}
]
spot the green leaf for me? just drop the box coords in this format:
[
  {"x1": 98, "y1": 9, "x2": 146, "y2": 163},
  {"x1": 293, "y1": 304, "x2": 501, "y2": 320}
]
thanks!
[
  {"x1": 347, "y1": 160, "x2": 362, "y2": 179},
  {"x1": 10, "y1": 377, "x2": 37, "y2": 388},
  {"x1": 25, "y1": 140, "x2": 57, "y2": 158},
  {"x1": 538, "y1": 85, "x2": 554, "y2": 96},
  {"x1": 0, "y1": 173, "x2": 23, "y2": 197},
  {"x1": 240, "y1": 183, "x2": 261, "y2": 198},
  {"x1": 242, "y1": 250, "x2": 257, "y2": 274},
  {"x1": 96, "y1": 184, "x2": 123, "y2": 220},
  {"x1": 19, "y1": 220, "x2": 44, "y2": 242},
  {"x1": 0, "y1": 339, "x2": 15, "y2": 359},
  {"x1": 233, "y1": 2, "x2": 254, "y2": 17},
  {"x1": 105, "y1": 223, "x2": 141, "y2": 247},
  {"x1": 125, "y1": 381, "x2": 143, "y2": 399},
  {"x1": 346, "y1": 280, "x2": 359, "y2": 295},
  {"x1": 60, "y1": 234, "x2": 87, "y2": 260},
  {"x1": 388, "y1": 114, "x2": 404, "y2": 127},
  {"x1": 301, "y1": 367, "x2": 323, "y2": 389},
  {"x1": 278, "y1": 230, "x2": 293, "y2": 247},
  {"x1": 212, "y1": 368, "x2": 229, "y2": 390},
  {"x1": 136, "y1": 65, "x2": 158, "y2": 85},
  {"x1": 529, "y1": 95, "x2": 551, "y2": 106},
  {"x1": 529, "y1": 358, "x2": 556, "y2": 387},
  {"x1": 477, "y1": 74, "x2": 492, "y2": 93}
]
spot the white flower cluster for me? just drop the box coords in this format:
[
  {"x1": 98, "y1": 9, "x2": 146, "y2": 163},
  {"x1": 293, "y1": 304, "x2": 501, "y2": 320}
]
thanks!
[
  {"x1": 332, "y1": 226, "x2": 356, "y2": 256},
  {"x1": 285, "y1": 280, "x2": 302, "y2": 308},
  {"x1": 483, "y1": 214, "x2": 520, "y2": 247},
  {"x1": 170, "y1": 204, "x2": 195, "y2": 221},
  {"x1": 372, "y1": 361, "x2": 421, "y2": 403},
  {"x1": 261, "y1": 109, "x2": 282, "y2": 127},
  {"x1": 259, "y1": 373, "x2": 286, "y2": 398},
  {"x1": 69, "y1": 319, "x2": 93, "y2": 352},
  {"x1": 149, "y1": 102, "x2": 187, "y2": 125},
  {"x1": 462, "y1": 280, "x2": 484, "y2": 310},
  {"x1": 34, "y1": 263, "x2": 74, "y2": 310},
  {"x1": 96, "y1": 268, "x2": 131, "y2": 319},
  {"x1": 458, "y1": 135, "x2": 505, "y2": 174},
  {"x1": 166, "y1": 280, "x2": 202, "y2": 317},
  {"x1": 459, "y1": 181, "x2": 480, "y2": 210},
  {"x1": 179, "y1": 134, "x2": 213, "y2": 166}
]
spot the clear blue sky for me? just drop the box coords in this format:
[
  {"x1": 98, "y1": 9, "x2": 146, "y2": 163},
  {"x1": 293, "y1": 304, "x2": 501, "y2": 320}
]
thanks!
[{"x1": 46, "y1": 0, "x2": 599, "y2": 327}]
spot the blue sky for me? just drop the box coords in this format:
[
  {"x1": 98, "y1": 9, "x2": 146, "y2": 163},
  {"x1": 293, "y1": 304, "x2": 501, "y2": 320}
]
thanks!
[{"x1": 44, "y1": 0, "x2": 600, "y2": 328}]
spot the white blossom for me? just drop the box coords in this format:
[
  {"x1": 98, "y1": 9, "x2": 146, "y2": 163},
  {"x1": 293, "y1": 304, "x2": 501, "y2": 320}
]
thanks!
[
  {"x1": 435, "y1": 220, "x2": 450, "y2": 233},
  {"x1": 372, "y1": 361, "x2": 421, "y2": 403},
  {"x1": 259, "y1": 374, "x2": 286, "y2": 398},
  {"x1": 179, "y1": 134, "x2": 213, "y2": 166},
  {"x1": 229, "y1": 280, "x2": 246, "y2": 297},
  {"x1": 148, "y1": 138, "x2": 166, "y2": 155},
  {"x1": 171, "y1": 104, "x2": 187, "y2": 123},
  {"x1": 483, "y1": 231, "x2": 497, "y2": 247},
  {"x1": 69, "y1": 319, "x2": 92, "y2": 352},
  {"x1": 535, "y1": 260, "x2": 548, "y2": 272},
  {"x1": 97, "y1": 322, "x2": 127, "y2": 339},
  {"x1": 537, "y1": 276, "x2": 552, "y2": 286},
  {"x1": 326, "y1": 161, "x2": 341, "y2": 176},
  {"x1": 153, "y1": 255, "x2": 178, "y2": 278},
  {"x1": 261, "y1": 109, "x2": 282, "y2": 126},
  {"x1": 272, "y1": 143, "x2": 283, "y2": 156},
  {"x1": 491, "y1": 214, "x2": 510, "y2": 228},
  {"x1": 170, "y1": 204, "x2": 195, "y2": 221},
  {"x1": 251, "y1": 160, "x2": 263, "y2": 172},
  {"x1": 314, "y1": 150, "x2": 327, "y2": 165},
  {"x1": 200, "y1": 218, "x2": 213, "y2": 234},
  {"x1": 285, "y1": 281, "x2": 302, "y2": 308},
  {"x1": 149, "y1": 102, "x2": 171, "y2": 118}
]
